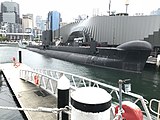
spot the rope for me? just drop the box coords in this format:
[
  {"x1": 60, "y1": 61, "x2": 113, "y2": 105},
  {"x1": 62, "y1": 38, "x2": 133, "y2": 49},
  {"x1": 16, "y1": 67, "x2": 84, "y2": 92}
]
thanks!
[{"x1": 0, "y1": 105, "x2": 71, "y2": 113}]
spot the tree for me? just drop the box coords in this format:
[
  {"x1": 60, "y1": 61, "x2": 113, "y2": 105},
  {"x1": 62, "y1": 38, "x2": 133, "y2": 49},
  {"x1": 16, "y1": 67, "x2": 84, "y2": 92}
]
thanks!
[{"x1": 0, "y1": 36, "x2": 8, "y2": 42}]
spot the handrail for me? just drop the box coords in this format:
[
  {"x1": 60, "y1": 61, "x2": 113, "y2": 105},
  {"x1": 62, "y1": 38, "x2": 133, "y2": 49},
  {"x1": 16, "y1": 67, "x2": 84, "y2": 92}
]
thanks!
[
  {"x1": 20, "y1": 68, "x2": 153, "y2": 120},
  {"x1": 19, "y1": 69, "x2": 58, "y2": 97},
  {"x1": 149, "y1": 99, "x2": 160, "y2": 119}
]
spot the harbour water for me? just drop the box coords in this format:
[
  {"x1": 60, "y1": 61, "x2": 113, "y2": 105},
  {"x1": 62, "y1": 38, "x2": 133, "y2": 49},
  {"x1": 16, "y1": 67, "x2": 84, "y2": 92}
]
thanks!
[{"x1": 0, "y1": 45, "x2": 160, "y2": 119}]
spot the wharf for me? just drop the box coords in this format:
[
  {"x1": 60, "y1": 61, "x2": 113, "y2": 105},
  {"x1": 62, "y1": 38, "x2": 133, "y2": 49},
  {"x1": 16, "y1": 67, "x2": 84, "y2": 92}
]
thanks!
[
  {"x1": 146, "y1": 56, "x2": 158, "y2": 69},
  {"x1": 0, "y1": 63, "x2": 57, "y2": 120},
  {"x1": 146, "y1": 56, "x2": 157, "y2": 65}
]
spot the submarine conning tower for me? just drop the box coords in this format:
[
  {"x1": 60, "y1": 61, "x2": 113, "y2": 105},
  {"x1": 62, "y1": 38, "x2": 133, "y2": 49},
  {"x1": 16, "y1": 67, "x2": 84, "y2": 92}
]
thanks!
[
  {"x1": 117, "y1": 40, "x2": 153, "y2": 51},
  {"x1": 116, "y1": 40, "x2": 153, "y2": 72}
]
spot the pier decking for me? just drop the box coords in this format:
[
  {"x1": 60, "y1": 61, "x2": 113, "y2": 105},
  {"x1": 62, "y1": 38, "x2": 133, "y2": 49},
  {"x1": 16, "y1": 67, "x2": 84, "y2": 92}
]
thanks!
[
  {"x1": 0, "y1": 62, "x2": 159, "y2": 120},
  {"x1": 0, "y1": 63, "x2": 57, "y2": 120}
]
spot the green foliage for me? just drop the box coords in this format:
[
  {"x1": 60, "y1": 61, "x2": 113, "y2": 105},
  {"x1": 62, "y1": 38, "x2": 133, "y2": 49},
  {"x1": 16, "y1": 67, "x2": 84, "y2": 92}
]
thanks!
[
  {"x1": 0, "y1": 36, "x2": 8, "y2": 41},
  {"x1": 34, "y1": 38, "x2": 39, "y2": 41}
]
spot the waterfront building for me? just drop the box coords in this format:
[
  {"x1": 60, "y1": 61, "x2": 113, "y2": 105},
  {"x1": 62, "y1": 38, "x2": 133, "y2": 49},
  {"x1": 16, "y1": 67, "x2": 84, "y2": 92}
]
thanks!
[
  {"x1": 47, "y1": 11, "x2": 61, "y2": 31},
  {"x1": 35, "y1": 16, "x2": 46, "y2": 38},
  {"x1": 43, "y1": 11, "x2": 61, "y2": 45},
  {"x1": 0, "y1": 5, "x2": 2, "y2": 23},
  {"x1": 33, "y1": 27, "x2": 42, "y2": 40},
  {"x1": 1, "y1": 1, "x2": 20, "y2": 24},
  {"x1": 0, "y1": 1, "x2": 23, "y2": 40},
  {"x1": 36, "y1": 16, "x2": 43, "y2": 30},
  {"x1": 22, "y1": 14, "x2": 34, "y2": 33},
  {"x1": 41, "y1": 20, "x2": 47, "y2": 31},
  {"x1": 21, "y1": 14, "x2": 34, "y2": 40},
  {"x1": 150, "y1": 8, "x2": 160, "y2": 15},
  {"x1": 52, "y1": 15, "x2": 160, "y2": 54}
]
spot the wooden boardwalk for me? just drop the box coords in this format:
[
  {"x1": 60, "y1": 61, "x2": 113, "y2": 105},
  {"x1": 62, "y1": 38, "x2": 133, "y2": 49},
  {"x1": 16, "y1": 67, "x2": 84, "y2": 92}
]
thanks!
[{"x1": 0, "y1": 63, "x2": 57, "y2": 120}]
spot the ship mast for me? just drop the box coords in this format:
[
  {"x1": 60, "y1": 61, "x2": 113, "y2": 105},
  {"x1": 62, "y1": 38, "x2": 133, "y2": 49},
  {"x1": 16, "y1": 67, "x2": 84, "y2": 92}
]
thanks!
[
  {"x1": 125, "y1": 0, "x2": 129, "y2": 14},
  {"x1": 108, "y1": 0, "x2": 111, "y2": 16}
]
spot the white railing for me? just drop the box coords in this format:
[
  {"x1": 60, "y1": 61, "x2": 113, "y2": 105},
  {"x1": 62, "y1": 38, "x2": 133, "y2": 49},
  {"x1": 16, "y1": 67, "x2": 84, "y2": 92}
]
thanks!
[
  {"x1": 20, "y1": 68, "x2": 154, "y2": 120},
  {"x1": 19, "y1": 69, "x2": 58, "y2": 96},
  {"x1": 149, "y1": 99, "x2": 160, "y2": 120}
]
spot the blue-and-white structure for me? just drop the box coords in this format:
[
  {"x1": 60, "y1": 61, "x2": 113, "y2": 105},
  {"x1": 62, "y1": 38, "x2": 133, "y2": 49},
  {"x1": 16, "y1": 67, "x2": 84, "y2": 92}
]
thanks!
[
  {"x1": 42, "y1": 11, "x2": 61, "y2": 46},
  {"x1": 47, "y1": 11, "x2": 61, "y2": 40}
]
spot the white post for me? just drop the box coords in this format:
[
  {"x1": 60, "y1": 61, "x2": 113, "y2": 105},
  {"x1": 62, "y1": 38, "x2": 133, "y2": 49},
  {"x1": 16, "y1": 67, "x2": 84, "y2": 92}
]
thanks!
[
  {"x1": 71, "y1": 87, "x2": 112, "y2": 120},
  {"x1": 156, "y1": 55, "x2": 160, "y2": 67}
]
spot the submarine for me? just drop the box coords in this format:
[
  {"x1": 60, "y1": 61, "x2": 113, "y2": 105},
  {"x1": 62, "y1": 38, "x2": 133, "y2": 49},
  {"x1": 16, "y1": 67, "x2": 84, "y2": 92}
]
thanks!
[
  {"x1": 26, "y1": 15, "x2": 156, "y2": 73},
  {"x1": 27, "y1": 40, "x2": 152, "y2": 73}
]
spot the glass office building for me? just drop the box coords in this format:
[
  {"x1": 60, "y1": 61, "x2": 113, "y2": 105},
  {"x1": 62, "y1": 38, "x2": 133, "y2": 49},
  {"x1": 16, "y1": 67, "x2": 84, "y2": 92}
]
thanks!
[
  {"x1": 1, "y1": 1, "x2": 20, "y2": 24},
  {"x1": 47, "y1": 11, "x2": 61, "y2": 39},
  {"x1": 47, "y1": 11, "x2": 60, "y2": 31}
]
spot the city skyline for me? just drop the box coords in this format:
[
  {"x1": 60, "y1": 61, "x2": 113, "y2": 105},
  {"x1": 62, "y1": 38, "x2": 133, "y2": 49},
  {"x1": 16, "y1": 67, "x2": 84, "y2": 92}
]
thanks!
[{"x1": 1, "y1": 0, "x2": 160, "y2": 22}]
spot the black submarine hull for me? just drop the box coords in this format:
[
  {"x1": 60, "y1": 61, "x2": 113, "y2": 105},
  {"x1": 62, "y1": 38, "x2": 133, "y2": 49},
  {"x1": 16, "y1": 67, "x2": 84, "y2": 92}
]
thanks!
[{"x1": 27, "y1": 40, "x2": 152, "y2": 73}]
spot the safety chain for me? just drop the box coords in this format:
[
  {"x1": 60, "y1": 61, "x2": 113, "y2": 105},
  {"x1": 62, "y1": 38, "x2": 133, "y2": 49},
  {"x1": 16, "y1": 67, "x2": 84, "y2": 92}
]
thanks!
[{"x1": 0, "y1": 105, "x2": 71, "y2": 113}]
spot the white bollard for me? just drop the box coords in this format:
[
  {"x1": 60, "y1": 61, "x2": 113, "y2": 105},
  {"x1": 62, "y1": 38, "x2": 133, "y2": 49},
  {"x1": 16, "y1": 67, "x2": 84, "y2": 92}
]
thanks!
[
  {"x1": 71, "y1": 87, "x2": 112, "y2": 120},
  {"x1": 57, "y1": 74, "x2": 70, "y2": 120},
  {"x1": 156, "y1": 54, "x2": 160, "y2": 67}
]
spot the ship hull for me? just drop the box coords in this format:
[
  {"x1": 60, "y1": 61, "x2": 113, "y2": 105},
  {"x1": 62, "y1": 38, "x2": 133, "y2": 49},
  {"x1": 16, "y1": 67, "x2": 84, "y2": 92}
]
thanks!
[{"x1": 27, "y1": 40, "x2": 152, "y2": 73}]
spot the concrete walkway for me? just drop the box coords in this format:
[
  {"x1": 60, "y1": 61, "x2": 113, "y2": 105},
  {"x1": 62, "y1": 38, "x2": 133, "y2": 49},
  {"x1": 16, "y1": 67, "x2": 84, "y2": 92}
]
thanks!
[{"x1": 0, "y1": 63, "x2": 57, "y2": 120}]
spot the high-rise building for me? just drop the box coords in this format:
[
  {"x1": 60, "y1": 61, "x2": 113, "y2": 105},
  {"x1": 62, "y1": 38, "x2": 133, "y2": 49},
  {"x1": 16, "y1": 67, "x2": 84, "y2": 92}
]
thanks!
[
  {"x1": 36, "y1": 16, "x2": 42, "y2": 29},
  {"x1": 41, "y1": 20, "x2": 47, "y2": 31},
  {"x1": 22, "y1": 14, "x2": 34, "y2": 33},
  {"x1": 150, "y1": 8, "x2": 160, "y2": 15},
  {"x1": 34, "y1": 16, "x2": 46, "y2": 38},
  {"x1": 36, "y1": 16, "x2": 46, "y2": 31},
  {"x1": 0, "y1": 1, "x2": 21, "y2": 33},
  {"x1": 47, "y1": 11, "x2": 61, "y2": 40},
  {"x1": 0, "y1": 4, "x2": 2, "y2": 23},
  {"x1": 1, "y1": 1, "x2": 20, "y2": 24},
  {"x1": 47, "y1": 11, "x2": 61, "y2": 31}
]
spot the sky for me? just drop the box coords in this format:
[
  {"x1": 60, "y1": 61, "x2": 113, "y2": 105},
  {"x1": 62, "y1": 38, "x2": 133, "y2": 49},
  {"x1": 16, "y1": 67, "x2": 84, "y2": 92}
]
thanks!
[{"x1": 2, "y1": 0, "x2": 160, "y2": 23}]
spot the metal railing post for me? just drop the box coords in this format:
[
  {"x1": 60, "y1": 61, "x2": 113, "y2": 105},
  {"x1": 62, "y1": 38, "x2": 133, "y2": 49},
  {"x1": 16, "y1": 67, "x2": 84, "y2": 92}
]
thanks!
[
  {"x1": 118, "y1": 80, "x2": 123, "y2": 120},
  {"x1": 157, "y1": 101, "x2": 160, "y2": 120}
]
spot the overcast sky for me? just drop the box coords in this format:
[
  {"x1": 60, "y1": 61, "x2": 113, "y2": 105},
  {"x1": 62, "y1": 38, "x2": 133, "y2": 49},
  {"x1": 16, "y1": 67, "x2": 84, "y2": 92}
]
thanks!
[{"x1": 2, "y1": 0, "x2": 160, "y2": 22}]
